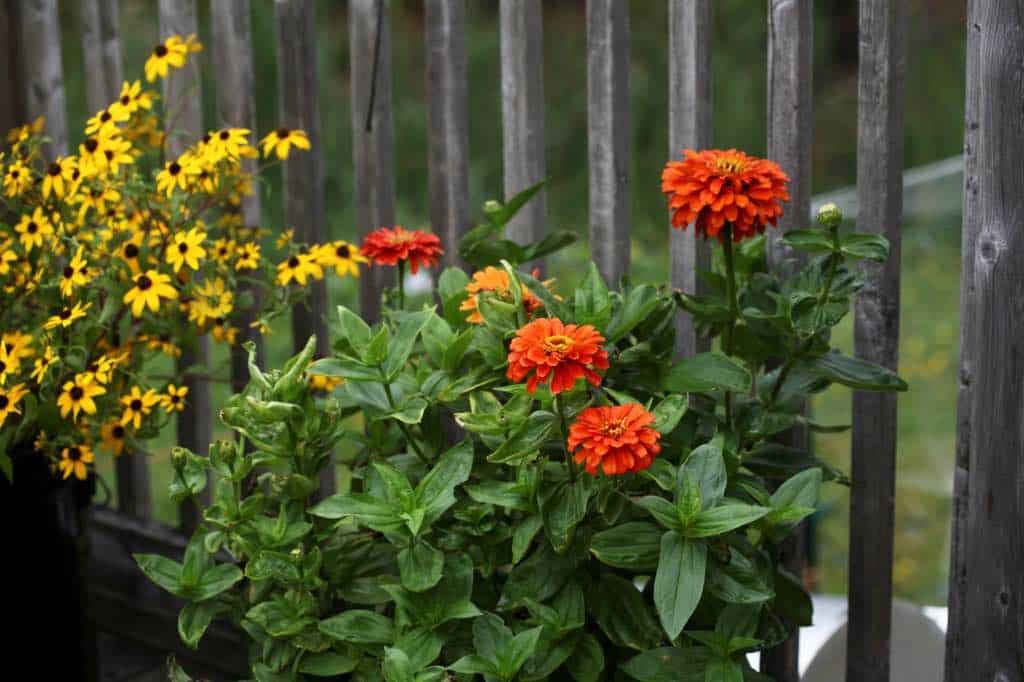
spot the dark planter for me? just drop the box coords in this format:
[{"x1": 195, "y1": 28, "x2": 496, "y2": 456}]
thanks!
[{"x1": 0, "y1": 442, "x2": 95, "y2": 680}]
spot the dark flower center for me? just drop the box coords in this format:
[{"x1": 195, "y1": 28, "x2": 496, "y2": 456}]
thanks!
[
  {"x1": 27, "y1": 222, "x2": 38, "y2": 234},
  {"x1": 63, "y1": 266, "x2": 74, "y2": 279},
  {"x1": 154, "y1": 44, "x2": 168, "y2": 57},
  {"x1": 168, "y1": 162, "x2": 181, "y2": 175},
  {"x1": 170, "y1": 394, "x2": 181, "y2": 404},
  {"x1": 219, "y1": 130, "x2": 230, "y2": 140},
  {"x1": 120, "y1": 95, "x2": 130, "y2": 106},
  {"x1": 104, "y1": 150, "x2": 113, "y2": 161},
  {"x1": 112, "y1": 425, "x2": 125, "y2": 438},
  {"x1": 136, "y1": 275, "x2": 153, "y2": 290},
  {"x1": 288, "y1": 256, "x2": 299, "y2": 268},
  {"x1": 178, "y1": 242, "x2": 189, "y2": 253},
  {"x1": 276, "y1": 128, "x2": 290, "y2": 139},
  {"x1": 67, "y1": 447, "x2": 82, "y2": 461},
  {"x1": 87, "y1": 362, "x2": 98, "y2": 373},
  {"x1": 214, "y1": 317, "x2": 224, "y2": 326},
  {"x1": 59, "y1": 308, "x2": 72, "y2": 319},
  {"x1": 100, "y1": 111, "x2": 112, "y2": 123},
  {"x1": 0, "y1": 396, "x2": 8, "y2": 409},
  {"x1": 0, "y1": 361, "x2": 6, "y2": 373},
  {"x1": 70, "y1": 386, "x2": 84, "y2": 400},
  {"x1": 71, "y1": 169, "x2": 81, "y2": 181},
  {"x1": 130, "y1": 399, "x2": 142, "y2": 411},
  {"x1": 47, "y1": 163, "x2": 61, "y2": 176},
  {"x1": 335, "y1": 244, "x2": 351, "y2": 258},
  {"x1": 10, "y1": 169, "x2": 18, "y2": 178},
  {"x1": 124, "y1": 243, "x2": 139, "y2": 258},
  {"x1": 84, "y1": 138, "x2": 99, "y2": 152}
]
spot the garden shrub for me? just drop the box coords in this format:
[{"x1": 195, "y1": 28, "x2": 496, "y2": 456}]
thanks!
[{"x1": 137, "y1": 155, "x2": 906, "y2": 681}]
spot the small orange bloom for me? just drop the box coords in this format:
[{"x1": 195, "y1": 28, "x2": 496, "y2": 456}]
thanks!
[
  {"x1": 662, "y1": 149, "x2": 789, "y2": 242},
  {"x1": 506, "y1": 317, "x2": 609, "y2": 394},
  {"x1": 568, "y1": 403, "x2": 661, "y2": 476},
  {"x1": 360, "y1": 226, "x2": 444, "y2": 274},
  {"x1": 460, "y1": 266, "x2": 541, "y2": 324}
]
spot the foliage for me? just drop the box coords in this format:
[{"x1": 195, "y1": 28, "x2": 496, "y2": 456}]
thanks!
[
  {"x1": 138, "y1": 189, "x2": 905, "y2": 681},
  {"x1": 0, "y1": 35, "x2": 358, "y2": 482}
]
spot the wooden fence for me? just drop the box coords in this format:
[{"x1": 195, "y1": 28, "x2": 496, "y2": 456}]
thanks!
[{"x1": 0, "y1": 2, "x2": 1016, "y2": 681}]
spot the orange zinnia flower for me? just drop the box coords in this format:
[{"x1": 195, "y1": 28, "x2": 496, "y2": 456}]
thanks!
[
  {"x1": 360, "y1": 226, "x2": 444, "y2": 274},
  {"x1": 662, "y1": 149, "x2": 789, "y2": 242},
  {"x1": 506, "y1": 317, "x2": 609, "y2": 394},
  {"x1": 568, "y1": 403, "x2": 662, "y2": 476},
  {"x1": 460, "y1": 266, "x2": 541, "y2": 324}
]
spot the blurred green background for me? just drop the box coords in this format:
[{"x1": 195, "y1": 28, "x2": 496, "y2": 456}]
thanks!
[{"x1": 53, "y1": 1, "x2": 964, "y2": 606}]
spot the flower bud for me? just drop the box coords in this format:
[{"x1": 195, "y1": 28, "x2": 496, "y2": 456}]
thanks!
[
  {"x1": 816, "y1": 202, "x2": 843, "y2": 230},
  {"x1": 171, "y1": 446, "x2": 190, "y2": 470},
  {"x1": 483, "y1": 199, "x2": 502, "y2": 215}
]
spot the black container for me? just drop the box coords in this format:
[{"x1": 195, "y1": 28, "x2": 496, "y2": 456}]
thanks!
[{"x1": 0, "y1": 442, "x2": 95, "y2": 680}]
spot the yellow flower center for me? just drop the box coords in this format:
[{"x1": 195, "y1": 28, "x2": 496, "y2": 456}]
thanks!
[
  {"x1": 713, "y1": 155, "x2": 747, "y2": 174},
  {"x1": 602, "y1": 418, "x2": 628, "y2": 438},
  {"x1": 542, "y1": 335, "x2": 574, "y2": 354}
]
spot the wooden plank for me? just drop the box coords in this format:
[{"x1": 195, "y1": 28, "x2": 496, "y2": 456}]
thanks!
[
  {"x1": 0, "y1": 2, "x2": 24, "y2": 136},
  {"x1": 80, "y1": 0, "x2": 123, "y2": 114},
  {"x1": 159, "y1": 0, "x2": 212, "y2": 533},
  {"x1": 847, "y1": 2, "x2": 905, "y2": 681},
  {"x1": 350, "y1": 0, "x2": 397, "y2": 324},
  {"x1": 945, "y1": 1, "x2": 1024, "y2": 679},
  {"x1": 586, "y1": 0, "x2": 630, "y2": 287},
  {"x1": 275, "y1": 0, "x2": 333, "y2": 497},
  {"x1": 943, "y1": 3, "x2": 980, "y2": 678},
  {"x1": 425, "y1": 0, "x2": 469, "y2": 269},
  {"x1": 211, "y1": 0, "x2": 266, "y2": 394},
  {"x1": 667, "y1": 0, "x2": 712, "y2": 357},
  {"x1": 500, "y1": 0, "x2": 546, "y2": 273},
  {"x1": 762, "y1": 3, "x2": 813, "y2": 680},
  {"x1": 16, "y1": 0, "x2": 67, "y2": 156}
]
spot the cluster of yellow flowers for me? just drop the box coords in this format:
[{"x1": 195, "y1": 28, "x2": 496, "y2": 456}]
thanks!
[{"x1": 0, "y1": 35, "x2": 362, "y2": 481}]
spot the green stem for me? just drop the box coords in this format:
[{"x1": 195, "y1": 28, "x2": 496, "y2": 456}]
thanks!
[
  {"x1": 721, "y1": 225, "x2": 739, "y2": 426},
  {"x1": 396, "y1": 260, "x2": 406, "y2": 311},
  {"x1": 382, "y1": 378, "x2": 429, "y2": 465},
  {"x1": 554, "y1": 394, "x2": 577, "y2": 483}
]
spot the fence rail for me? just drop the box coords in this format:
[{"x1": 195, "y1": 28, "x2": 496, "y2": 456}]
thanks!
[{"x1": 3, "y1": 1, "x2": 1013, "y2": 680}]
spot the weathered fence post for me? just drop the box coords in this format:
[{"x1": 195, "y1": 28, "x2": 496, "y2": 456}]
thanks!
[
  {"x1": 667, "y1": 0, "x2": 712, "y2": 358},
  {"x1": 763, "y1": 2, "x2": 813, "y2": 680},
  {"x1": 275, "y1": 0, "x2": 333, "y2": 496},
  {"x1": 0, "y1": 3, "x2": 24, "y2": 135},
  {"x1": 425, "y1": 0, "x2": 469, "y2": 268},
  {"x1": 500, "y1": 0, "x2": 546, "y2": 273},
  {"x1": 17, "y1": 0, "x2": 67, "y2": 156},
  {"x1": 945, "y1": 1, "x2": 1024, "y2": 679},
  {"x1": 586, "y1": 0, "x2": 630, "y2": 286},
  {"x1": 847, "y1": 1, "x2": 905, "y2": 680},
  {"x1": 350, "y1": 0, "x2": 397, "y2": 324},
  {"x1": 943, "y1": 1, "x2": 980, "y2": 676},
  {"x1": 211, "y1": 0, "x2": 266, "y2": 393},
  {"x1": 160, "y1": 0, "x2": 212, "y2": 533},
  {"x1": 81, "y1": 0, "x2": 123, "y2": 113}
]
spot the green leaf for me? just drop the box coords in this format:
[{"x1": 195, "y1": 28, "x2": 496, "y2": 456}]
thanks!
[
  {"x1": 565, "y1": 633, "x2": 605, "y2": 682},
  {"x1": 773, "y1": 568, "x2": 813, "y2": 626},
  {"x1": 804, "y1": 352, "x2": 908, "y2": 391},
  {"x1": 621, "y1": 647, "x2": 711, "y2": 682},
  {"x1": 398, "y1": 540, "x2": 444, "y2": 592},
  {"x1": 664, "y1": 353, "x2": 751, "y2": 394},
  {"x1": 134, "y1": 554, "x2": 184, "y2": 597},
  {"x1": 383, "y1": 647, "x2": 414, "y2": 682},
  {"x1": 388, "y1": 396, "x2": 429, "y2": 424},
  {"x1": 521, "y1": 229, "x2": 577, "y2": 262},
  {"x1": 652, "y1": 394, "x2": 688, "y2": 434},
  {"x1": 491, "y1": 180, "x2": 546, "y2": 227},
  {"x1": 336, "y1": 304, "x2": 372, "y2": 348},
  {"x1": 473, "y1": 612, "x2": 511, "y2": 661},
  {"x1": 541, "y1": 478, "x2": 595, "y2": 552},
  {"x1": 770, "y1": 467, "x2": 822, "y2": 510},
  {"x1": 501, "y1": 626, "x2": 545, "y2": 680},
  {"x1": 384, "y1": 309, "x2": 435, "y2": 380},
  {"x1": 606, "y1": 284, "x2": 661, "y2": 342},
  {"x1": 635, "y1": 496, "x2": 684, "y2": 532},
  {"x1": 589, "y1": 521, "x2": 663, "y2": 571},
  {"x1": 687, "y1": 505, "x2": 770, "y2": 538},
  {"x1": 416, "y1": 438, "x2": 474, "y2": 527},
  {"x1": 299, "y1": 651, "x2": 359, "y2": 677},
  {"x1": 245, "y1": 598, "x2": 313, "y2": 638},
  {"x1": 705, "y1": 658, "x2": 744, "y2": 682},
  {"x1": 309, "y1": 493, "x2": 403, "y2": 532},
  {"x1": 512, "y1": 514, "x2": 544, "y2": 564},
  {"x1": 486, "y1": 410, "x2": 557, "y2": 464},
  {"x1": 307, "y1": 356, "x2": 380, "y2": 382},
  {"x1": 394, "y1": 627, "x2": 445, "y2": 670},
  {"x1": 364, "y1": 326, "x2": 391, "y2": 366},
  {"x1": 681, "y1": 443, "x2": 727, "y2": 511},
  {"x1": 654, "y1": 532, "x2": 707, "y2": 640},
  {"x1": 319, "y1": 610, "x2": 394, "y2": 645},
  {"x1": 590, "y1": 574, "x2": 664, "y2": 650},
  {"x1": 840, "y1": 232, "x2": 890, "y2": 262},
  {"x1": 438, "y1": 267, "x2": 471, "y2": 325},
  {"x1": 448, "y1": 655, "x2": 497, "y2": 677},
  {"x1": 519, "y1": 272, "x2": 572, "y2": 320},
  {"x1": 466, "y1": 481, "x2": 534, "y2": 512},
  {"x1": 443, "y1": 328, "x2": 474, "y2": 371},
  {"x1": 178, "y1": 601, "x2": 219, "y2": 649},
  {"x1": 245, "y1": 551, "x2": 301, "y2": 584},
  {"x1": 780, "y1": 229, "x2": 836, "y2": 254}
]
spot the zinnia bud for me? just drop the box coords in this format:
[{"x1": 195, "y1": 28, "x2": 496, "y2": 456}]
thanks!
[{"x1": 817, "y1": 202, "x2": 843, "y2": 230}]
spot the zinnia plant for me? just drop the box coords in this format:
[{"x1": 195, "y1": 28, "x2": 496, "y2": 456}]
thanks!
[
  {"x1": 137, "y1": 165, "x2": 906, "y2": 681},
  {"x1": 0, "y1": 36, "x2": 361, "y2": 481}
]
